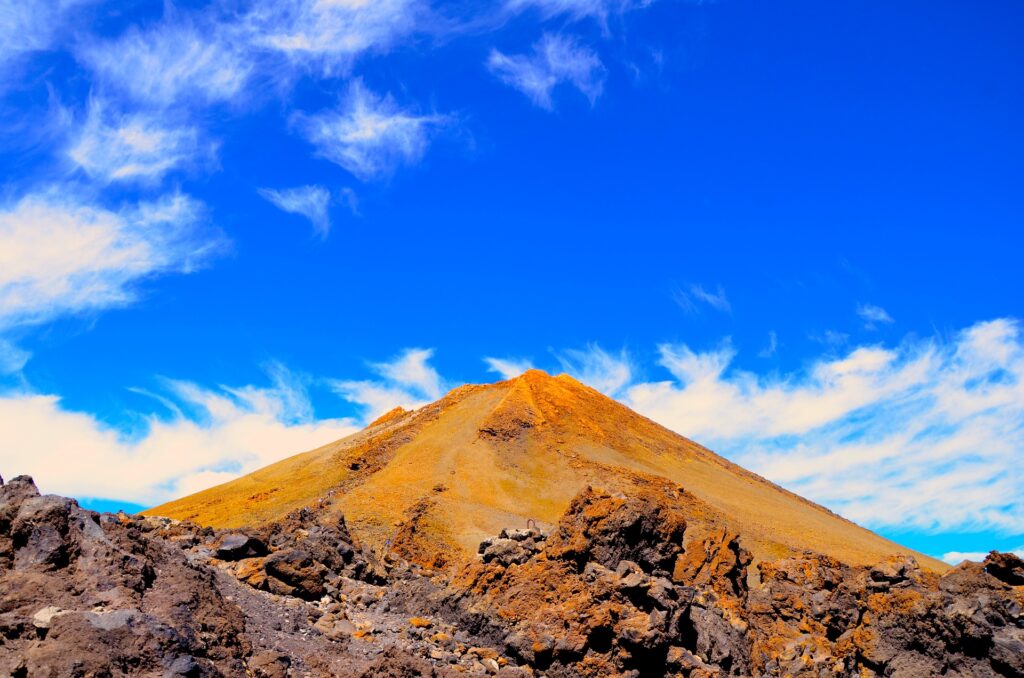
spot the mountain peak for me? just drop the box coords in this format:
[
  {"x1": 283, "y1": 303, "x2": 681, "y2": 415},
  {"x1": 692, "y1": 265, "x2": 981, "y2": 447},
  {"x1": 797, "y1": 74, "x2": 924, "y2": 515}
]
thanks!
[
  {"x1": 503, "y1": 368, "x2": 579, "y2": 388},
  {"x1": 146, "y1": 374, "x2": 946, "y2": 572}
]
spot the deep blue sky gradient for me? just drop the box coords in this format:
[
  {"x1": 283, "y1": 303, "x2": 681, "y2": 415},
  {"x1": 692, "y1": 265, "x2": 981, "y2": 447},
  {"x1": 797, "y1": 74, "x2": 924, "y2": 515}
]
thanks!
[{"x1": 2, "y1": 0, "x2": 1022, "y2": 559}]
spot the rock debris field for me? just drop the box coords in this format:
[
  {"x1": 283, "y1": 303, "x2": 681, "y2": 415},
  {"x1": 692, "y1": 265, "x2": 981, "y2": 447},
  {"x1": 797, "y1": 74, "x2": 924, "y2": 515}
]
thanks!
[{"x1": 1, "y1": 474, "x2": 1023, "y2": 677}]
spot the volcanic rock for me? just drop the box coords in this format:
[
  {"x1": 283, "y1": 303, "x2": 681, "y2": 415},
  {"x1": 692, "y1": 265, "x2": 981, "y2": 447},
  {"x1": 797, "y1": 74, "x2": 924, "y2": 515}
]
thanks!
[
  {"x1": 4, "y1": 373, "x2": 1022, "y2": 676},
  {"x1": 986, "y1": 551, "x2": 1024, "y2": 586},
  {"x1": 215, "y1": 532, "x2": 267, "y2": 560}
]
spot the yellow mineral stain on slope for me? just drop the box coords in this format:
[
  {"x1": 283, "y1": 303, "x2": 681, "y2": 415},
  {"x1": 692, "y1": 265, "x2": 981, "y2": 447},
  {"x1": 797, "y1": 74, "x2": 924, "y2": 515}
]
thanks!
[{"x1": 145, "y1": 370, "x2": 948, "y2": 572}]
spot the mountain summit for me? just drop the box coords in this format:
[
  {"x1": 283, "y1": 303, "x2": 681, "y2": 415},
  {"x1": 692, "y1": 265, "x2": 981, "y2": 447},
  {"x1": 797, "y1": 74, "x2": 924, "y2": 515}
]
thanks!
[
  {"x1": 4, "y1": 372, "x2": 1021, "y2": 676},
  {"x1": 147, "y1": 370, "x2": 942, "y2": 571}
]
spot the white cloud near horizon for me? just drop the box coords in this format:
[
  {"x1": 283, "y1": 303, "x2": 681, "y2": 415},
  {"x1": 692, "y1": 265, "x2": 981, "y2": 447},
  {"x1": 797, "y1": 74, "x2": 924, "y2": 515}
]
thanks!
[
  {"x1": 292, "y1": 80, "x2": 449, "y2": 181},
  {"x1": 67, "y1": 98, "x2": 210, "y2": 183},
  {"x1": 1, "y1": 319, "x2": 1021, "y2": 546},
  {"x1": 941, "y1": 547, "x2": 1024, "y2": 565},
  {"x1": 556, "y1": 344, "x2": 633, "y2": 396},
  {"x1": 488, "y1": 33, "x2": 605, "y2": 110},
  {"x1": 0, "y1": 365, "x2": 361, "y2": 505},
  {"x1": 484, "y1": 356, "x2": 536, "y2": 379},
  {"x1": 258, "y1": 185, "x2": 333, "y2": 239},
  {"x1": 331, "y1": 347, "x2": 446, "y2": 421},
  {"x1": 623, "y1": 318, "x2": 1024, "y2": 535},
  {"x1": 0, "y1": 191, "x2": 225, "y2": 330}
]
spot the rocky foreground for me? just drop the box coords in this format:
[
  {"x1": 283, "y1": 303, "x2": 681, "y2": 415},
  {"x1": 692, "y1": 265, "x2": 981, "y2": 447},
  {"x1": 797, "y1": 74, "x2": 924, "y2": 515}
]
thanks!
[{"x1": 1, "y1": 474, "x2": 1022, "y2": 677}]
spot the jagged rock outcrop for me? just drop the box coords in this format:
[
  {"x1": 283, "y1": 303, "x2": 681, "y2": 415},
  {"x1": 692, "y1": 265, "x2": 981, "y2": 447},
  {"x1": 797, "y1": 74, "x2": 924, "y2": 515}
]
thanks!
[
  {"x1": 2, "y1": 473, "x2": 1022, "y2": 677},
  {"x1": 229, "y1": 505, "x2": 385, "y2": 600},
  {"x1": 479, "y1": 527, "x2": 547, "y2": 567},
  {"x1": 0, "y1": 474, "x2": 248, "y2": 677},
  {"x1": 417, "y1": 486, "x2": 753, "y2": 677},
  {"x1": 0, "y1": 475, "x2": 524, "y2": 676},
  {"x1": 393, "y1": 486, "x2": 1024, "y2": 678}
]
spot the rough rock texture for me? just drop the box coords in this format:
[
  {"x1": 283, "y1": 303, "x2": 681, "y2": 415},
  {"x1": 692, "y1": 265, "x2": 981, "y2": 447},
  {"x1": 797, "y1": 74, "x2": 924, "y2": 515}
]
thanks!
[
  {"x1": 0, "y1": 475, "x2": 523, "y2": 677},
  {"x1": 395, "y1": 486, "x2": 1024, "y2": 678},
  {"x1": 0, "y1": 475, "x2": 248, "y2": 677},
  {"x1": 2, "y1": 474, "x2": 1022, "y2": 677}
]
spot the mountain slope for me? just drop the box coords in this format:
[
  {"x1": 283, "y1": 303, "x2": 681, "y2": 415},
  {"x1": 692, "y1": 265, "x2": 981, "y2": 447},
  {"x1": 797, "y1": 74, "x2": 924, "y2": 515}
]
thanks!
[{"x1": 146, "y1": 370, "x2": 946, "y2": 571}]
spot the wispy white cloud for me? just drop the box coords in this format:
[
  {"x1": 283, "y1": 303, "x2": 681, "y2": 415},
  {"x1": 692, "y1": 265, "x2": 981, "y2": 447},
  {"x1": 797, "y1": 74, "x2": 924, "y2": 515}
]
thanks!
[
  {"x1": 74, "y1": 0, "x2": 437, "y2": 106},
  {"x1": 4, "y1": 317, "x2": 1022, "y2": 548},
  {"x1": 941, "y1": 547, "x2": 1024, "y2": 565},
  {"x1": 858, "y1": 302, "x2": 895, "y2": 330},
  {"x1": 371, "y1": 347, "x2": 444, "y2": 398},
  {"x1": 0, "y1": 364, "x2": 359, "y2": 505},
  {"x1": 809, "y1": 329, "x2": 850, "y2": 347},
  {"x1": 505, "y1": 0, "x2": 657, "y2": 24},
  {"x1": 624, "y1": 318, "x2": 1024, "y2": 535},
  {"x1": 337, "y1": 187, "x2": 360, "y2": 216},
  {"x1": 331, "y1": 347, "x2": 445, "y2": 421},
  {"x1": 245, "y1": 0, "x2": 427, "y2": 75},
  {"x1": 80, "y1": 21, "x2": 251, "y2": 108},
  {"x1": 0, "y1": 0, "x2": 95, "y2": 72},
  {"x1": 488, "y1": 33, "x2": 605, "y2": 110},
  {"x1": 0, "y1": 337, "x2": 30, "y2": 375},
  {"x1": 292, "y1": 79, "x2": 449, "y2": 181},
  {"x1": 258, "y1": 185, "x2": 333, "y2": 239},
  {"x1": 758, "y1": 330, "x2": 778, "y2": 358},
  {"x1": 674, "y1": 282, "x2": 731, "y2": 314},
  {"x1": 0, "y1": 191, "x2": 225, "y2": 330},
  {"x1": 484, "y1": 356, "x2": 536, "y2": 379},
  {"x1": 67, "y1": 98, "x2": 210, "y2": 183},
  {"x1": 555, "y1": 344, "x2": 633, "y2": 395}
]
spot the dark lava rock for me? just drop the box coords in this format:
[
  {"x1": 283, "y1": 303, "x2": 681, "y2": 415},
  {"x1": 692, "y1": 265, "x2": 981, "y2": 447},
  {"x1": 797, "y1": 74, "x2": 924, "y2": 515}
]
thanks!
[
  {"x1": 0, "y1": 475, "x2": 247, "y2": 677},
  {"x1": 3, "y1": 475, "x2": 1023, "y2": 678},
  {"x1": 544, "y1": 486, "x2": 687, "y2": 574},
  {"x1": 986, "y1": 551, "x2": 1024, "y2": 586},
  {"x1": 252, "y1": 506, "x2": 386, "y2": 584},
  {"x1": 264, "y1": 548, "x2": 329, "y2": 600},
  {"x1": 214, "y1": 532, "x2": 267, "y2": 560},
  {"x1": 394, "y1": 483, "x2": 1024, "y2": 678}
]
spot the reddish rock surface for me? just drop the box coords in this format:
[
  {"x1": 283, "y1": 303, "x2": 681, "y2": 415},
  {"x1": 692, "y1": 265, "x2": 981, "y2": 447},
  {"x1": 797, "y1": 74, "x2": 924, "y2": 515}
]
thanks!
[{"x1": 2, "y1": 474, "x2": 1022, "y2": 676}]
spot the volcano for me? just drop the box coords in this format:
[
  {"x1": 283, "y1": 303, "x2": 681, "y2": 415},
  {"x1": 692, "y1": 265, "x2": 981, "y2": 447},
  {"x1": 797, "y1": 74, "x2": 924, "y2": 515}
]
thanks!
[
  {"x1": 5, "y1": 371, "x2": 1022, "y2": 676},
  {"x1": 147, "y1": 370, "x2": 944, "y2": 571}
]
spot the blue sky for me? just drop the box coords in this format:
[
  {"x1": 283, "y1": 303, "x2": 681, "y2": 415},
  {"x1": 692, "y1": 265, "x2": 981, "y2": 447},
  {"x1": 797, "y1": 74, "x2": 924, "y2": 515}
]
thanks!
[{"x1": 0, "y1": 0, "x2": 1021, "y2": 564}]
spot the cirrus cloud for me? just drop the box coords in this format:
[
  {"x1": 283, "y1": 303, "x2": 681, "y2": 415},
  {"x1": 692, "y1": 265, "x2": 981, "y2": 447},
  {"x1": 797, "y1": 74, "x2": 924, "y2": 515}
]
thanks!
[
  {"x1": 67, "y1": 98, "x2": 211, "y2": 184},
  {"x1": 292, "y1": 80, "x2": 450, "y2": 181},
  {"x1": 79, "y1": 21, "x2": 251, "y2": 108},
  {"x1": 484, "y1": 356, "x2": 536, "y2": 379},
  {"x1": 330, "y1": 347, "x2": 446, "y2": 421},
  {"x1": 623, "y1": 318, "x2": 1024, "y2": 535},
  {"x1": 245, "y1": 0, "x2": 428, "y2": 75},
  {"x1": 857, "y1": 303, "x2": 895, "y2": 330},
  {"x1": 258, "y1": 185, "x2": 333, "y2": 239},
  {"x1": 488, "y1": 33, "x2": 605, "y2": 110},
  {"x1": 0, "y1": 191, "x2": 226, "y2": 330},
  {"x1": 0, "y1": 364, "x2": 359, "y2": 505}
]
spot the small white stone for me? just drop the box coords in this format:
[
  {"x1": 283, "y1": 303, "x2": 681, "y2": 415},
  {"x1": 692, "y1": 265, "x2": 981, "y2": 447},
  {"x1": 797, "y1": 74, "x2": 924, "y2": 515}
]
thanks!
[{"x1": 32, "y1": 606, "x2": 66, "y2": 629}]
